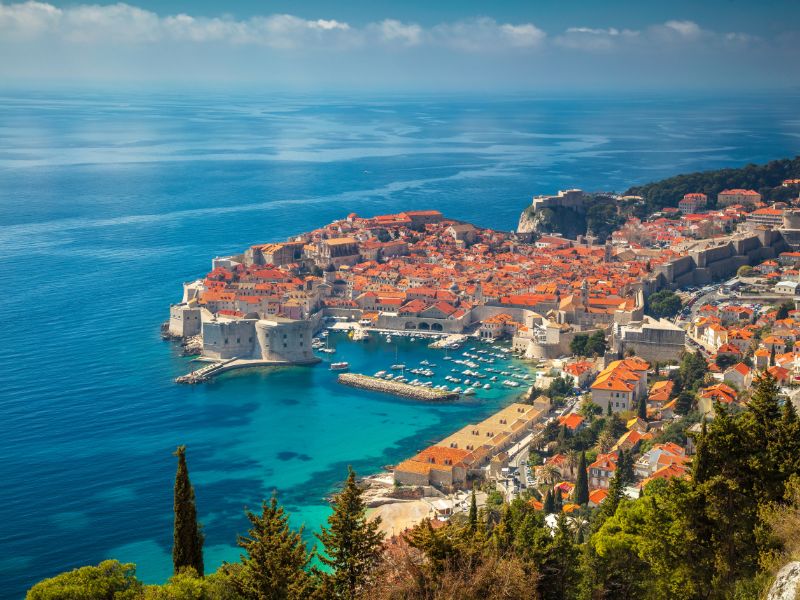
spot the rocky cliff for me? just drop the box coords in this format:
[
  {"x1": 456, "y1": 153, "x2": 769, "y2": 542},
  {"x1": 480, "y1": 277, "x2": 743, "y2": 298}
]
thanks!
[
  {"x1": 517, "y1": 206, "x2": 540, "y2": 233},
  {"x1": 767, "y1": 562, "x2": 800, "y2": 600}
]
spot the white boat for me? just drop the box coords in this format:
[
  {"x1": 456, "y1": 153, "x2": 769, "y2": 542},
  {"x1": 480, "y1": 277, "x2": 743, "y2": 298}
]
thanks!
[
  {"x1": 483, "y1": 384, "x2": 491, "y2": 389},
  {"x1": 464, "y1": 388, "x2": 476, "y2": 396},
  {"x1": 330, "y1": 362, "x2": 349, "y2": 371},
  {"x1": 320, "y1": 348, "x2": 336, "y2": 354},
  {"x1": 374, "y1": 370, "x2": 386, "y2": 377},
  {"x1": 452, "y1": 387, "x2": 462, "y2": 394},
  {"x1": 390, "y1": 364, "x2": 405, "y2": 370}
]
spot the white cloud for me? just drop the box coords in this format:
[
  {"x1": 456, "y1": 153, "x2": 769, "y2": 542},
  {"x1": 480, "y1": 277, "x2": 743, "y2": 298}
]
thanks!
[
  {"x1": 371, "y1": 19, "x2": 422, "y2": 46},
  {"x1": 432, "y1": 17, "x2": 545, "y2": 52},
  {"x1": 0, "y1": 0, "x2": 61, "y2": 39},
  {"x1": 556, "y1": 26, "x2": 639, "y2": 50},
  {"x1": 0, "y1": 2, "x2": 769, "y2": 60},
  {"x1": 661, "y1": 20, "x2": 703, "y2": 38}
]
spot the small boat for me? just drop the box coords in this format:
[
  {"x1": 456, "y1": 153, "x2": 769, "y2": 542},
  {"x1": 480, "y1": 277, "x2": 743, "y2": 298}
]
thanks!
[
  {"x1": 483, "y1": 384, "x2": 491, "y2": 389},
  {"x1": 320, "y1": 348, "x2": 336, "y2": 354},
  {"x1": 390, "y1": 364, "x2": 405, "y2": 370},
  {"x1": 330, "y1": 362, "x2": 349, "y2": 371},
  {"x1": 374, "y1": 370, "x2": 386, "y2": 377},
  {"x1": 464, "y1": 388, "x2": 476, "y2": 396}
]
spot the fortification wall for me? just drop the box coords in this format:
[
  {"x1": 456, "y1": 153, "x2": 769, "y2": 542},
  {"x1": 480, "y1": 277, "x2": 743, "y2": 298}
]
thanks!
[
  {"x1": 202, "y1": 319, "x2": 257, "y2": 360},
  {"x1": 255, "y1": 318, "x2": 316, "y2": 363},
  {"x1": 647, "y1": 232, "x2": 790, "y2": 292},
  {"x1": 169, "y1": 305, "x2": 202, "y2": 337}
]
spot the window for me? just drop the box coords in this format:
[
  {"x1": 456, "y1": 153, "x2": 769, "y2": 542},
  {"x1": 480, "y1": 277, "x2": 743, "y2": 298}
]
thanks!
[
  {"x1": 236, "y1": 338, "x2": 240, "y2": 343},
  {"x1": 224, "y1": 338, "x2": 228, "y2": 344}
]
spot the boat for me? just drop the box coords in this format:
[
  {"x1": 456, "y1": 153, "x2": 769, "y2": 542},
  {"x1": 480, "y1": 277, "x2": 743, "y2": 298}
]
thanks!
[
  {"x1": 374, "y1": 370, "x2": 386, "y2": 377},
  {"x1": 330, "y1": 362, "x2": 349, "y2": 371},
  {"x1": 483, "y1": 383, "x2": 491, "y2": 389},
  {"x1": 464, "y1": 388, "x2": 476, "y2": 396},
  {"x1": 390, "y1": 364, "x2": 405, "y2": 370},
  {"x1": 352, "y1": 329, "x2": 369, "y2": 342}
]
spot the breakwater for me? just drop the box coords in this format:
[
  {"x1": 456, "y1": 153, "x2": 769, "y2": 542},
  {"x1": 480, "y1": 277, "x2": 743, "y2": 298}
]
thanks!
[{"x1": 338, "y1": 373, "x2": 460, "y2": 401}]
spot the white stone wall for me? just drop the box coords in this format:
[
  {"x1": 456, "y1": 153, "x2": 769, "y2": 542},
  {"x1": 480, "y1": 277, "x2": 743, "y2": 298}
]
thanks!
[{"x1": 169, "y1": 305, "x2": 202, "y2": 337}]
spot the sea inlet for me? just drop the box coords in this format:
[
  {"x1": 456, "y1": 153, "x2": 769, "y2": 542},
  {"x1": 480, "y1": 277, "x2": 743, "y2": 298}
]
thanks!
[{"x1": 130, "y1": 330, "x2": 534, "y2": 585}]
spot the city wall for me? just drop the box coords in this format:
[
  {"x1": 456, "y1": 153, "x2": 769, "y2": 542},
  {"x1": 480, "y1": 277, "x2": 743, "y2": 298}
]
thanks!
[{"x1": 645, "y1": 230, "x2": 789, "y2": 294}]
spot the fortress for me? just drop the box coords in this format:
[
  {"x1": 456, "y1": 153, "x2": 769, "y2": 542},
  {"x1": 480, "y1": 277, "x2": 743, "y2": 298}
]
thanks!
[{"x1": 530, "y1": 189, "x2": 586, "y2": 212}]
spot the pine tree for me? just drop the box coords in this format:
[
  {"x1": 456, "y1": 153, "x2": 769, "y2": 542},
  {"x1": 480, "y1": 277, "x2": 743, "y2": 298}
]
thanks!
[
  {"x1": 172, "y1": 445, "x2": 204, "y2": 577},
  {"x1": 468, "y1": 488, "x2": 478, "y2": 533},
  {"x1": 224, "y1": 495, "x2": 314, "y2": 600},
  {"x1": 574, "y1": 451, "x2": 589, "y2": 505},
  {"x1": 637, "y1": 394, "x2": 647, "y2": 420},
  {"x1": 316, "y1": 467, "x2": 384, "y2": 599}
]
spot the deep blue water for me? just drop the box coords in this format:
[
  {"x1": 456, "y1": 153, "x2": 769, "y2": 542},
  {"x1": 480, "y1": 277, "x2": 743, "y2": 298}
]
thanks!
[{"x1": 1, "y1": 89, "x2": 799, "y2": 598}]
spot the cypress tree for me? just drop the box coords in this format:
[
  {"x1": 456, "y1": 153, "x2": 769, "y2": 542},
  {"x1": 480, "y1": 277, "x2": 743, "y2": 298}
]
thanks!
[
  {"x1": 553, "y1": 488, "x2": 563, "y2": 513},
  {"x1": 637, "y1": 394, "x2": 647, "y2": 420},
  {"x1": 606, "y1": 402, "x2": 613, "y2": 417},
  {"x1": 316, "y1": 467, "x2": 384, "y2": 599},
  {"x1": 543, "y1": 489, "x2": 554, "y2": 514},
  {"x1": 468, "y1": 489, "x2": 478, "y2": 533},
  {"x1": 574, "y1": 451, "x2": 589, "y2": 505},
  {"x1": 224, "y1": 495, "x2": 314, "y2": 600},
  {"x1": 172, "y1": 445, "x2": 204, "y2": 577}
]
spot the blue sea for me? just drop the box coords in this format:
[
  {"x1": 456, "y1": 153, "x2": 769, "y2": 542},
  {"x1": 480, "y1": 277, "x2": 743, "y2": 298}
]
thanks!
[{"x1": 1, "y1": 89, "x2": 799, "y2": 598}]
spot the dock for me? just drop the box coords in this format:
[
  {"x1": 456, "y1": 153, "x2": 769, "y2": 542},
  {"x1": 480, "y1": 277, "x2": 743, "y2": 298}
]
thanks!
[
  {"x1": 175, "y1": 358, "x2": 238, "y2": 384},
  {"x1": 338, "y1": 373, "x2": 460, "y2": 401}
]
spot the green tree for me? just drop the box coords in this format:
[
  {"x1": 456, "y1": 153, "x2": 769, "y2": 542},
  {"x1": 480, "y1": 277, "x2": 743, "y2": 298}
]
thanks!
[
  {"x1": 173, "y1": 445, "x2": 204, "y2": 577},
  {"x1": 26, "y1": 560, "x2": 142, "y2": 600},
  {"x1": 776, "y1": 301, "x2": 792, "y2": 320},
  {"x1": 316, "y1": 468, "x2": 384, "y2": 599},
  {"x1": 543, "y1": 489, "x2": 555, "y2": 514},
  {"x1": 586, "y1": 331, "x2": 608, "y2": 357},
  {"x1": 679, "y1": 351, "x2": 708, "y2": 390},
  {"x1": 142, "y1": 570, "x2": 242, "y2": 600},
  {"x1": 574, "y1": 452, "x2": 589, "y2": 506},
  {"x1": 737, "y1": 264, "x2": 754, "y2": 278},
  {"x1": 537, "y1": 515, "x2": 580, "y2": 600},
  {"x1": 646, "y1": 290, "x2": 682, "y2": 319},
  {"x1": 676, "y1": 391, "x2": 695, "y2": 416},
  {"x1": 468, "y1": 489, "x2": 478, "y2": 534},
  {"x1": 570, "y1": 334, "x2": 588, "y2": 357},
  {"x1": 223, "y1": 496, "x2": 315, "y2": 600},
  {"x1": 637, "y1": 394, "x2": 647, "y2": 420}
]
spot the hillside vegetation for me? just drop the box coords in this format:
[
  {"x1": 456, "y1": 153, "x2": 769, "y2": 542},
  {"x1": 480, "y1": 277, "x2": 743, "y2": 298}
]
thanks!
[{"x1": 626, "y1": 155, "x2": 800, "y2": 214}]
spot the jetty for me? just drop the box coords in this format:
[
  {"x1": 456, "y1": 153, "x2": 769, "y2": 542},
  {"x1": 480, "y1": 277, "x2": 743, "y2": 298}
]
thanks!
[
  {"x1": 428, "y1": 334, "x2": 468, "y2": 349},
  {"x1": 175, "y1": 357, "x2": 238, "y2": 384},
  {"x1": 338, "y1": 373, "x2": 460, "y2": 401}
]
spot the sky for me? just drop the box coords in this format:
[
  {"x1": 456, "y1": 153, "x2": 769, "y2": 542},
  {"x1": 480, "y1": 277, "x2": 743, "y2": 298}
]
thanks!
[{"x1": 0, "y1": 0, "x2": 798, "y2": 91}]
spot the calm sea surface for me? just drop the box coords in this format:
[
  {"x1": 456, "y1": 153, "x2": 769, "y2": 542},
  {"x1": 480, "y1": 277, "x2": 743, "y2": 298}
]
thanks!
[{"x1": 1, "y1": 89, "x2": 799, "y2": 597}]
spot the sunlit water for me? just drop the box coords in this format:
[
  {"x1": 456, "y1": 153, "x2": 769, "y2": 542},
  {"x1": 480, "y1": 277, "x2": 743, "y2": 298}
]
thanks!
[{"x1": 1, "y1": 89, "x2": 799, "y2": 597}]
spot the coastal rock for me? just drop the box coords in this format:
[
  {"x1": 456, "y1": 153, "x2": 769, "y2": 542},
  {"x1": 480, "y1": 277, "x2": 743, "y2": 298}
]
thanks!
[
  {"x1": 767, "y1": 561, "x2": 800, "y2": 600},
  {"x1": 517, "y1": 206, "x2": 539, "y2": 233}
]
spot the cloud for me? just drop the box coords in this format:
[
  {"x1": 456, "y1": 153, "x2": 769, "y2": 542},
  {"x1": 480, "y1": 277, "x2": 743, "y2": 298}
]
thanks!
[
  {"x1": 370, "y1": 19, "x2": 422, "y2": 46},
  {"x1": 556, "y1": 26, "x2": 639, "y2": 50},
  {"x1": 662, "y1": 20, "x2": 702, "y2": 37},
  {"x1": 431, "y1": 18, "x2": 546, "y2": 51},
  {"x1": 0, "y1": 2, "x2": 790, "y2": 89}
]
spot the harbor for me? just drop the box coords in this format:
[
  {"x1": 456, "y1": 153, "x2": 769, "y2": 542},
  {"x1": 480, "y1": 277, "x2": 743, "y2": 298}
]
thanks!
[{"x1": 338, "y1": 373, "x2": 460, "y2": 401}]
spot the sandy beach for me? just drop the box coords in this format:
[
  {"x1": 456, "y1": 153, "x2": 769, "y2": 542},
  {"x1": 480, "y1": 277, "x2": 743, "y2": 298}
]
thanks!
[{"x1": 369, "y1": 500, "x2": 435, "y2": 537}]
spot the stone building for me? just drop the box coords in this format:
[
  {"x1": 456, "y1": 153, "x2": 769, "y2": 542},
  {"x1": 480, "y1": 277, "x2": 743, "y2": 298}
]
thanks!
[{"x1": 610, "y1": 316, "x2": 687, "y2": 363}]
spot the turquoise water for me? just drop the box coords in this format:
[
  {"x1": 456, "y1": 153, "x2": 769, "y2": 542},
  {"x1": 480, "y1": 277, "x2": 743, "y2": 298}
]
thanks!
[{"x1": 1, "y1": 89, "x2": 800, "y2": 597}]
